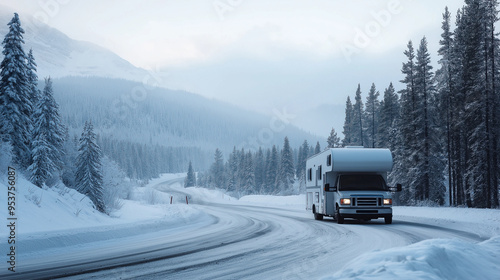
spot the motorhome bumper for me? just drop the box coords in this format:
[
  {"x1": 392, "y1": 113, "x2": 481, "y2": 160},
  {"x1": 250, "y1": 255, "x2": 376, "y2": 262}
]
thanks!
[{"x1": 339, "y1": 207, "x2": 392, "y2": 219}]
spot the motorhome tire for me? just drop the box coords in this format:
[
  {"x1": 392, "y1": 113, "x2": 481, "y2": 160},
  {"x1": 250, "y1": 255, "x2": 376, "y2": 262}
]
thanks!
[
  {"x1": 385, "y1": 216, "x2": 392, "y2": 224},
  {"x1": 313, "y1": 205, "x2": 323, "y2": 220},
  {"x1": 314, "y1": 212, "x2": 323, "y2": 220},
  {"x1": 335, "y1": 208, "x2": 344, "y2": 224}
]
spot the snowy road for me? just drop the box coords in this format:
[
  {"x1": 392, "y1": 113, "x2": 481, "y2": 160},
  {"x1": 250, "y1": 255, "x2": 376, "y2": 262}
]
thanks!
[{"x1": 2, "y1": 178, "x2": 493, "y2": 280}]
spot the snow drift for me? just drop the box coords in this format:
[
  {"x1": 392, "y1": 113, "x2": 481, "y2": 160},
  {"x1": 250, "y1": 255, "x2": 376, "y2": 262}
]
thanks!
[{"x1": 325, "y1": 236, "x2": 500, "y2": 280}]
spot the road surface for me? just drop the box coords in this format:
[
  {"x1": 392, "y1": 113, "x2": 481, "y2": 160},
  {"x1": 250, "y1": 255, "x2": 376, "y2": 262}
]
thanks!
[{"x1": 2, "y1": 178, "x2": 486, "y2": 280}]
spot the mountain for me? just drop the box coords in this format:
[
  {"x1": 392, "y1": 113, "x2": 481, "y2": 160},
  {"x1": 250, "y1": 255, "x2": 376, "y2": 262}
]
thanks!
[
  {"x1": 0, "y1": 9, "x2": 324, "y2": 175},
  {"x1": 53, "y1": 76, "x2": 321, "y2": 151},
  {"x1": 52, "y1": 76, "x2": 324, "y2": 176},
  {"x1": 0, "y1": 8, "x2": 150, "y2": 82}
]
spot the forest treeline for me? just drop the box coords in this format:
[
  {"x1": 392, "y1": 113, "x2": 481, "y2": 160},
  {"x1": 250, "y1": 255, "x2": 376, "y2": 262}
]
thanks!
[{"x1": 341, "y1": 2, "x2": 499, "y2": 208}]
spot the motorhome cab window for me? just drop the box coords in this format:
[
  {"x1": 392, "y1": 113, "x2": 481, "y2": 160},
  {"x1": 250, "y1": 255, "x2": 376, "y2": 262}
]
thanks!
[{"x1": 339, "y1": 174, "x2": 388, "y2": 191}]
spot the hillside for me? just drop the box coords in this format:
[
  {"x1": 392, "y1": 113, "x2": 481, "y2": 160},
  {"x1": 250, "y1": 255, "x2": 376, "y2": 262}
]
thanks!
[{"x1": 53, "y1": 76, "x2": 322, "y2": 171}]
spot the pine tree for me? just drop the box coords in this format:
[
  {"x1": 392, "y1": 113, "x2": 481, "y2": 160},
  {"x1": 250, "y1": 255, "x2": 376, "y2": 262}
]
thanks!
[
  {"x1": 210, "y1": 148, "x2": 225, "y2": 189},
  {"x1": 254, "y1": 147, "x2": 265, "y2": 193},
  {"x1": 61, "y1": 130, "x2": 78, "y2": 188},
  {"x1": 296, "y1": 140, "x2": 309, "y2": 176},
  {"x1": 28, "y1": 133, "x2": 55, "y2": 187},
  {"x1": 377, "y1": 82, "x2": 399, "y2": 149},
  {"x1": 352, "y1": 84, "x2": 364, "y2": 146},
  {"x1": 415, "y1": 36, "x2": 445, "y2": 204},
  {"x1": 242, "y1": 150, "x2": 255, "y2": 194},
  {"x1": 279, "y1": 137, "x2": 295, "y2": 193},
  {"x1": 342, "y1": 96, "x2": 354, "y2": 146},
  {"x1": 226, "y1": 147, "x2": 239, "y2": 192},
  {"x1": 296, "y1": 140, "x2": 309, "y2": 193},
  {"x1": 314, "y1": 141, "x2": 321, "y2": 154},
  {"x1": 28, "y1": 78, "x2": 65, "y2": 187},
  {"x1": 396, "y1": 40, "x2": 418, "y2": 204},
  {"x1": 327, "y1": 128, "x2": 341, "y2": 148},
  {"x1": 0, "y1": 13, "x2": 32, "y2": 169},
  {"x1": 266, "y1": 145, "x2": 279, "y2": 194},
  {"x1": 436, "y1": 6, "x2": 455, "y2": 205},
  {"x1": 26, "y1": 49, "x2": 39, "y2": 130},
  {"x1": 364, "y1": 83, "x2": 380, "y2": 148},
  {"x1": 185, "y1": 161, "x2": 196, "y2": 187},
  {"x1": 75, "y1": 121, "x2": 105, "y2": 212}
]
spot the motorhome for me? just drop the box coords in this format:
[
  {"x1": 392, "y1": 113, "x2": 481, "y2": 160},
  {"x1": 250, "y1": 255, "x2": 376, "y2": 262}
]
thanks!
[{"x1": 305, "y1": 147, "x2": 401, "y2": 224}]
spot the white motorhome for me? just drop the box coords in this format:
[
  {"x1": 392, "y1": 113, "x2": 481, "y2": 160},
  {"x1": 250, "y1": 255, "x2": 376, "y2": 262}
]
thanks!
[{"x1": 305, "y1": 147, "x2": 401, "y2": 224}]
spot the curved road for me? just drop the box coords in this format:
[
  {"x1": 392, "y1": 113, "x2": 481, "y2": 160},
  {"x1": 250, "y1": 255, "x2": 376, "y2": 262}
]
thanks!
[{"x1": 2, "y1": 178, "x2": 486, "y2": 280}]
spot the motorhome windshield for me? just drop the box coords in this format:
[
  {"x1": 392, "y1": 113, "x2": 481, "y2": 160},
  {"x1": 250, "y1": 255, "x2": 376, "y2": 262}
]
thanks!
[{"x1": 339, "y1": 174, "x2": 388, "y2": 191}]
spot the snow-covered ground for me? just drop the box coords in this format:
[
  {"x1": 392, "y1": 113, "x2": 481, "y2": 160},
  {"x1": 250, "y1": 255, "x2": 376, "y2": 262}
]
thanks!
[{"x1": 1, "y1": 173, "x2": 499, "y2": 279}]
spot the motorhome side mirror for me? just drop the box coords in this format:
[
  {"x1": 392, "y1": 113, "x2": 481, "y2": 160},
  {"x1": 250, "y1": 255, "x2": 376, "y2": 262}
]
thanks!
[
  {"x1": 390, "y1": 184, "x2": 402, "y2": 192},
  {"x1": 324, "y1": 184, "x2": 336, "y2": 192}
]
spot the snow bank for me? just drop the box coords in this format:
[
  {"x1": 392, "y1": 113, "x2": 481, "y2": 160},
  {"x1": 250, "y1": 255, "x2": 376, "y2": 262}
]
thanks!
[
  {"x1": 395, "y1": 206, "x2": 500, "y2": 238},
  {"x1": 325, "y1": 236, "x2": 500, "y2": 280},
  {"x1": 395, "y1": 206, "x2": 500, "y2": 225},
  {"x1": 0, "y1": 175, "x2": 205, "y2": 237}
]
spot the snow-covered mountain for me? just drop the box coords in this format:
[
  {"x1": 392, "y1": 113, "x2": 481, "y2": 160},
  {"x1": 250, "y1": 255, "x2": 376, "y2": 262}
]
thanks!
[
  {"x1": 0, "y1": 8, "x2": 150, "y2": 82},
  {"x1": 0, "y1": 8, "x2": 324, "y2": 174}
]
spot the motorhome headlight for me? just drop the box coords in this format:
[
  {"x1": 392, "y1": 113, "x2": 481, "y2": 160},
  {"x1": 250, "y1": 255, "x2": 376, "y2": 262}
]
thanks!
[
  {"x1": 340, "y1": 198, "x2": 351, "y2": 205},
  {"x1": 383, "y1": 198, "x2": 392, "y2": 205}
]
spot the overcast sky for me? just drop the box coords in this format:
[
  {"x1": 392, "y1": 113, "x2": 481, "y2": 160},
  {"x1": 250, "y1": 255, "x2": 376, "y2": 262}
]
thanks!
[{"x1": 2, "y1": 0, "x2": 465, "y2": 136}]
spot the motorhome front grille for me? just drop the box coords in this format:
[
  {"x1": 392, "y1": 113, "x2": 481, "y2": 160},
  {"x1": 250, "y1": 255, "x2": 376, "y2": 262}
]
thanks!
[{"x1": 354, "y1": 197, "x2": 378, "y2": 207}]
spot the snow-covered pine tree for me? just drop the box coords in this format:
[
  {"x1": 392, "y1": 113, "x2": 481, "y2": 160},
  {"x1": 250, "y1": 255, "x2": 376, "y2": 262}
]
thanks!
[
  {"x1": 32, "y1": 78, "x2": 65, "y2": 175},
  {"x1": 436, "y1": 6, "x2": 455, "y2": 206},
  {"x1": 352, "y1": 84, "x2": 364, "y2": 146},
  {"x1": 314, "y1": 141, "x2": 321, "y2": 154},
  {"x1": 395, "y1": 40, "x2": 418, "y2": 204},
  {"x1": 364, "y1": 83, "x2": 380, "y2": 148},
  {"x1": 295, "y1": 140, "x2": 309, "y2": 193},
  {"x1": 279, "y1": 136, "x2": 295, "y2": 194},
  {"x1": 28, "y1": 78, "x2": 65, "y2": 188},
  {"x1": 0, "y1": 13, "x2": 32, "y2": 169},
  {"x1": 296, "y1": 140, "x2": 309, "y2": 177},
  {"x1": 26, "y1": 49, "x2": 39, "y2": 132},
  {"x1": 210, "y1": 148, "x2": 225, "y2": 189},
  {"x1": 185, "y1": 161, "x2": 196, "y2": 187},
  {"x1": 263, "y1": 147, "x2": 272, "y2": 193},
  {"x1": 377, "y1": 82, "x2": 399, "y2": 149},
  {"x1": 448, "y1": 8, "x2": 469, "y2": 206},
  {"x1": 266, "y1": 145, "x2": 279, "y2": 194},
  {"x1": 415, "y1": 36, "x2": 445, "y2": 205},
  {"x1": 61, "y1": 130, "x2": 78, "y2": 188},
  {"x1": 75, "y1": 121, "x2": 105, "y2": 212},
  {"x1": 254, "y1": 147, "x2": 265, "y2": 193},
  {"x1": 242, "y1": 150, "x2": 255, "y2": 194},
  {"x1": 327, "y1": 128, "x2": 341, "y2": 148},
  {"x1": 28, "y1": 132, "x2": 55, "y2": 188},
  {"x1": 342, "y1": 96, "x2": 354, "y2": 147},
  {"x1": 226, "y1": 147, "x2": 239, "y2": 192}
]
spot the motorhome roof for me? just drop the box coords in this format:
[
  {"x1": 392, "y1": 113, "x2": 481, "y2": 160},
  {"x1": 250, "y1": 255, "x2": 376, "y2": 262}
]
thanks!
[{"x1": 308, "y1": 148, "x2": 393, "y2": 172}]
